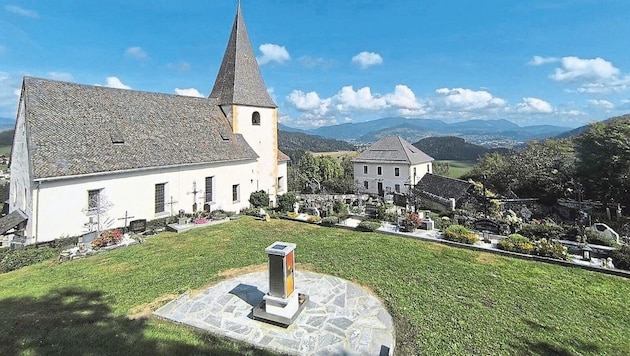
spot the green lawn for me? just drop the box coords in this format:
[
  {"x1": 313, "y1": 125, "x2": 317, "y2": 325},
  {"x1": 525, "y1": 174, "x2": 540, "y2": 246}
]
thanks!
[
  {"x1": 436, "y1": 160, "x2": 475, "y2": 179},
  {"x1": 1, "y1": 217, "x2": 629, "y2": 355}
]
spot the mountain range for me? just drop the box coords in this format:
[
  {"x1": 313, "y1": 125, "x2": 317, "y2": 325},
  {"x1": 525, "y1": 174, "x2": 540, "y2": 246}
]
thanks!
[{"x1": 279, "y1": 117, "x2": 572, "y2": 146}]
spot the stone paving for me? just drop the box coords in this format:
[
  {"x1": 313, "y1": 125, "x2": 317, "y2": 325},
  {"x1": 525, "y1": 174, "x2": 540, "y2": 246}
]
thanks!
[{"x1": 154, "y1": 271, "x2": 394, "y2": 355}]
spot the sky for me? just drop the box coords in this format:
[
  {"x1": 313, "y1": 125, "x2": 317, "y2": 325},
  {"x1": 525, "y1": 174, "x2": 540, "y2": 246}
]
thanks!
[{"x1": 1, "y1": 0, "x2": 630, "y2": 129}]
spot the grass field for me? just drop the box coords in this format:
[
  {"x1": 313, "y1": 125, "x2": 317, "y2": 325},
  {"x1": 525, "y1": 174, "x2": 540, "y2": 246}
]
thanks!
[
  {"x1": 436, "y1": 160, "x2": 476, "y2": 178},
  {"x1": 1, "y1": 217, "x2": 629, "y2": 355},
  {"x1": 0, "y1": 145, "x2": 10, "y2": 156}
]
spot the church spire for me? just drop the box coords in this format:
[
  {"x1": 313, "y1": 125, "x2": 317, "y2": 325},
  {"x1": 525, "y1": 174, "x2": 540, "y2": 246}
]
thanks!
[{"x1": 209, "y1": 2, "x2": 277, "y2": 108}]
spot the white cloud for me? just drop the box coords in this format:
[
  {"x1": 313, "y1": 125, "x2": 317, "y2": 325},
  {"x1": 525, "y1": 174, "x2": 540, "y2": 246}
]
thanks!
[
  {"x1": 515, "y1": 97, "x2": 553, "y2": 114},
  {"x1": 544, "y1": 56, "x2": 630, "y2": 93},
  {"x1": 174, "y1": 88, "x2": 204, "y2": 97},
  {"x1": 5, "y1": 5, "x2": 39, "y2": 18},
  {"x1": 257, "y1": 43, "x2": 290, "y2": 65},
  {"x1": 124, "y1": 46, "x2": 147, "y2": 60},
  {"x1": 47, "y1": 72, "x2": 73, "y2": 82},
  {"x1": 528, "y1": 56, "x2": 559, "y2": 66},
  {"x1": 287, "y1": 90, "x2": 331, "y2": 115},
  {"x1": 334, "y1": 86, "x2": 387, "y2": 112},
  {"x1": 434, "y1": 87, "x2": 507, "y2": 111},
  {"x1": 587, "y1": 99, "x2": 614, "y2": 110},
  {"x1": 351, "y1": 51, "x2": 383, "y2": 69},
  {"x1": 104, "y1": 77, "x2": 131, "y2": 90}
]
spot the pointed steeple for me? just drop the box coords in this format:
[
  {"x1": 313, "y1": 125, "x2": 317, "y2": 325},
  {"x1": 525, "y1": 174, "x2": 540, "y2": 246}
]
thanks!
[{"x1": 209, "y1": 2, "x2": 277, "y2": 108}]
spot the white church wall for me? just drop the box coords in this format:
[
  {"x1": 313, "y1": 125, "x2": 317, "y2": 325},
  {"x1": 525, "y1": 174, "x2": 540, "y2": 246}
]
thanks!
[
  {"x1": 32, "y1": 160, "x2": 256, "y2": 242},
  {"x1": 232, "y1": 105, "x2": 280, "y2": 203},
  {"x1": 8, "y1": 97, "x2": 34, "y2": 239}
]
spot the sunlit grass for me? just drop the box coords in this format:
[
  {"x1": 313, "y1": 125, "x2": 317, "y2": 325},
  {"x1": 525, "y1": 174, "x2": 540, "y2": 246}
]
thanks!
[{"x1": 1, "y1": 217, "x2": 629, "y2": 355}]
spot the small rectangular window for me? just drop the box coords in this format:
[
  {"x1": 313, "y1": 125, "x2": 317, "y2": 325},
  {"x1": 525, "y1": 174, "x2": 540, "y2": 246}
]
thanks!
[
  {"x1": 377, "y1": 166, "x2": 382, "y2": 175},
  {"x1": 277, "y1": 176, "x2": 284, "y2": 191},
  {"x1": 363, "y1": 165, "x2": 368, "y2": 174},
  {"x1": 395, "y1": 184, "x2": 400, "y2": 193},
  {"x1": 87, "y1": 189, "x2": 101, "y2": 213},
  {"x1": 205, "y1": 176, "x2": 214, "y2": 202},
  {"x1": 394, "y1": 167, "x2": 400, "y2": 177},
  {"x1": 427, "y1": 164, "x2": 430, "y2": 172},
  {"x1": 155, "y1": 183, "x2": 165, "y2": 213},
  {"x1": 232, "y1": 184, "x2": 240, "y2": 202},
  {"x1": 363, "y1": 181, "x2": 369, "y2": 189}
]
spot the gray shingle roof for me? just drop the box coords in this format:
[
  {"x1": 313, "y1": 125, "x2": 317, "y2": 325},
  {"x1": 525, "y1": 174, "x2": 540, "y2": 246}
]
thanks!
[
  {"x1": 209, "y1": 3, "x2": 277, "y2": 108},
  {"x1": 22, "y1": 77, "x2": 259, "y2": 180},
  {"x1": 352, "y1": 136, "x2": 434, "y2": 164},
  {"x1": 414, "y1": 173, "x2": 473, "y2": 202}
]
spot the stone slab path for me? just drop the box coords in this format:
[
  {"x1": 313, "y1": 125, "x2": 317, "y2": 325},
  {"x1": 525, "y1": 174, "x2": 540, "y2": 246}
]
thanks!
[{"x1": 154, "y1": 271, "x2": 394, "y2": 355}]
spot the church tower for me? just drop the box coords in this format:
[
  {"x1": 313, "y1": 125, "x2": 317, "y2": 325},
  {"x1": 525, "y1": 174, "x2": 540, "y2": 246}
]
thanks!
[{"x1": 209, "y1": 2, "x2": 282, "y2": 205}]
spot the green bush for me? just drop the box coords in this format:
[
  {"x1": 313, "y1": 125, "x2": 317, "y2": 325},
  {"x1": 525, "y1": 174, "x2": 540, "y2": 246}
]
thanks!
[
  {"x1": 443, "y1": 225, "x2": 479, "y2": 244},
  {"x1": 497, "y1": 234, "x2": 534, "y2": 254},
  {"x1": 533, "y1": 239, "x2": 569, "y2": 260},
  {"x1": 585, "y1": 229, "x2": 618, "y2": 247},
  {"x1": 240, "y1": 207, "x2": 260, "y2": 216},
  {"x1": 321, "y1": 216, "x2": 339, "y2": 226},
  {"x1": 249, "y1": 190, "x2": 269, "y2": 208},
  {"x1": 277, "y1": 193, "x2": 298, "y2": 213},
  {"x1": 610, "y1": 245, "x2": 630, "y2": 270},
  {"x1": 357, "y1": 220, "x2": 381, "y2": 232},
  {"x1": 520, "y1": 223, "x2": 565, "y2": 241},
  {"x1": 0, "y1": 247, "x2": 58, "y2": 273}
]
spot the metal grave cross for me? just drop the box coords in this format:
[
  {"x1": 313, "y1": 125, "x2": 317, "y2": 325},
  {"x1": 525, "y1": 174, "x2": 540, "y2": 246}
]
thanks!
[
  {"x1": 187, "y1": 181, "x2": 203, "y2": 212},
  {"x1": 166, "y1": 196, "x2": 178, "y2": 217},
  {"x1": 117, "y1": 210, "x2": 135, "y2": 233}
]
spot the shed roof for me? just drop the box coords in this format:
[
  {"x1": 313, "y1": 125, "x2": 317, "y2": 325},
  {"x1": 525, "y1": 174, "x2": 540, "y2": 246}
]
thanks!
[{"x1": 414, "y1": 173, "x2": 473, "y2": 202}]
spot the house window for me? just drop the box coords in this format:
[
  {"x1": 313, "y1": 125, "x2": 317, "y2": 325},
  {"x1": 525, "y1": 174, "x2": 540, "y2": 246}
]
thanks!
[
  {"x1": 377, "y1": 166, "x2": 382, "y2": 175},
  {"x1": 395, "y1": 184, "x2": 400, "y2": 193},
  {"x1": 232, "y1": 184, "x2": 240, "y2": 202},
  {"x1": 205, "y1": 176, "x2": 214, "y2": 202},
  {"x1": 252, "y1": 111, "x2": 261, "y2": 125},
  {"x1": 155, "y1": 183, "x2": 165, "y2": 214},
  {"x1": 87, "y1": 189, "x2": 102, "y2": 213},
  {"x1": 363, "y1": 165, "x2": 368, "y2": 174},
  {"x1": 377, "y1": 182, "x2": 383, "y2": 194},
  {"x1": 277, "y1": 176, "x2": 284, "y2": 191},
  {"x1": 427, "y1": 164, "x2": 430, "y2": 172},
  {"x1": 363, "y1": 181, "x2": 369, "y2": 189},
  {"x1": 394, "y1": 167, "x2": 400, "y2": 176}
]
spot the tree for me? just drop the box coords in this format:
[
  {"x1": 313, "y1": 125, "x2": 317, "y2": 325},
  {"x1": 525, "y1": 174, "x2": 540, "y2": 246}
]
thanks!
[
  {"x1": 249, "y1": 190, "x2": 269, "y2": 208},
  {"x1": 575, "y1": 117, "x2": 630, "y2": 205},
  {"x1": 277, "y1": 192, "x2": 298, "y2": 212}
]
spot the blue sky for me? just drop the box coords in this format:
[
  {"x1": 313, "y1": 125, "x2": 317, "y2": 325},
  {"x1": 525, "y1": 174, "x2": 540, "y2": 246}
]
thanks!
[{"x1": 1, "y1": 1, "x2": 630, "y2": 129}]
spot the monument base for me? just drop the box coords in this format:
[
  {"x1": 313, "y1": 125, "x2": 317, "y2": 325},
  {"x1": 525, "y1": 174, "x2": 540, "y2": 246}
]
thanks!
[{"x1": 253, "y1": 293, "x2": 309, "y2": 327}]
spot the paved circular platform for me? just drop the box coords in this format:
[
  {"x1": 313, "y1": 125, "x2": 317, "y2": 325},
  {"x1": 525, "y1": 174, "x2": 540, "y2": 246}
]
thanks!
[{"x1": 154, "y1": 270, "x2": 395, "y2": 355}]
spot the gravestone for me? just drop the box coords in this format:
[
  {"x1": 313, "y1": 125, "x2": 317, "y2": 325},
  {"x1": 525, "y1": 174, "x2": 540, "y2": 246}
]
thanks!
[
  {"x1": 129, "y1": 219, "x2": 147, "y2": 233},
  {"x1": 473, "y1": 219, "x2": 501, "y2": 234}
]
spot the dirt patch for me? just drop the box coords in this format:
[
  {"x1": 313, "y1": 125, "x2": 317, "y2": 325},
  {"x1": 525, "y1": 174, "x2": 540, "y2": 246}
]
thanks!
[{"x1": 128, "y1": 293, "x2": 179, "y2": 320}]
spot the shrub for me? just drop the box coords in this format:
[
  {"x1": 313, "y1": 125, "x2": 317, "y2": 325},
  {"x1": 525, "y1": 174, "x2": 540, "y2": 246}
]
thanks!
[
  {"x1": 307, "y1": 215, "x2": 322, "y2": 223},
  {"x1": 533, "y1": 239, "x2": 569, "y2": 260},
  {"x1": 92, "y1": 229, "x2": 123, "y2": 248},
  {"x1": 248, "y1": 190, "x2": 269, "y2": 208},
  {"x1": 585, "y1": 229, "x2": 619, "y2": 247},
  {"x1": 443, "y1": 225, "x2": 479, "y2": 244},
  {"x1": 520, "y1": 223, "x2": 565, "y2": 241},
  {"x1": 240, "y1": 207, "x2": 260, "y2": 216},
  {"x1": 210, "y1": 209, "x2": 228, "y2": 219},
  {"x1": 497, "y1": 234, "x2": 534, "y2": 254},
  {"x1": 406, "y1": 212, "x2": 423, "y2": 229},
  {"x1": 610, "y1": 245, "x2": 630, "y2": 270},
  {"x1": 0, "y1": 247, "x2": 58, "y2": 273},
  {"x1": 332, "y1": 200, "x2": 349, "y2": 219},
  {"x1": 277, "y1": 192, "x2": 298, "y2": 213},
  {"x1": 321, "y1": 216, "x2": 339, "y2": 226},
  {"x1": 357, "y1": 220, "x2": 381, "y2": 232}
]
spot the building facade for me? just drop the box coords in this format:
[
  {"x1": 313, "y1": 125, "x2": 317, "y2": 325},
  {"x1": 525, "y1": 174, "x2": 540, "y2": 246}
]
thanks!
[
  {"x1": 352, "y1": 136, "x2": 434, "y2": 196},
  {"x1": 8, "y1": 4, "x2": 288, "y2": 243}
]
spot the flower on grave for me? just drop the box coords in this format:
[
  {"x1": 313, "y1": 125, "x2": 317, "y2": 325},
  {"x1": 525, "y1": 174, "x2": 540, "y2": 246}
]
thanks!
[
  {"x1": 407, "y1": 212, "x2": 422, "y2": 229},
  {"x1": 92, "y1": 229, "x2": 123, "y2": 248}
]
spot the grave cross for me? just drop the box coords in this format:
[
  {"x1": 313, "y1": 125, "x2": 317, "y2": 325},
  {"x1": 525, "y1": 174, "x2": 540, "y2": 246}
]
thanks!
[
  {"x1": 166, "y1": 196, "x2": 178, "y2": 217},
  {"x1": 187, "y1": 181, "x2": 203, "y2": 212},
  {"x1": 117, "y1": 210, "x2": 135, "y2": 233}
]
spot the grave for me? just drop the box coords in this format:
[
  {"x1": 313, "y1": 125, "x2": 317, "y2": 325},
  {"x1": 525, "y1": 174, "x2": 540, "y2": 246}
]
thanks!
[{"x1": 253, "y1": 242, "x2": 308, "y2": 327}]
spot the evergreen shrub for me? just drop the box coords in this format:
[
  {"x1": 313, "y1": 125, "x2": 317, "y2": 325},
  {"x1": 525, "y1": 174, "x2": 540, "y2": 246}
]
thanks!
[
  {"x1": 357, "y1": 220, "x2": 381, "y2": 232},
  {"x1": 497, "y1": 234, "x2": 534, "y2": 254},
  {"x1": 610, "y1": 245, "x2": 630, "y2": 270}
]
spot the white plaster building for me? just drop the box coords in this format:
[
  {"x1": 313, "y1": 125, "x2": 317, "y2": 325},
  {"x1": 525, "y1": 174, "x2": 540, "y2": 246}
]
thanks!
[
  {"x1": 352, "y1": 136, "x2": 434, "y2": 195},
  {"x1": 7, "y1": 4, "x2": 289, "y2": 244}
]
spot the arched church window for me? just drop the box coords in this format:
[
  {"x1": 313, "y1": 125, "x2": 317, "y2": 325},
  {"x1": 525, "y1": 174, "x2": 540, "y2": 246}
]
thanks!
[{"x1": 252, "y1": 111, "x2": 261, "y2": 125}]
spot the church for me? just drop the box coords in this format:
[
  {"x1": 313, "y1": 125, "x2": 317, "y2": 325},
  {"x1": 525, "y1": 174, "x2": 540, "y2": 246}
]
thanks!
[{"x1": 8, "y1": 4, "x2": 289, "y2": 244}]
